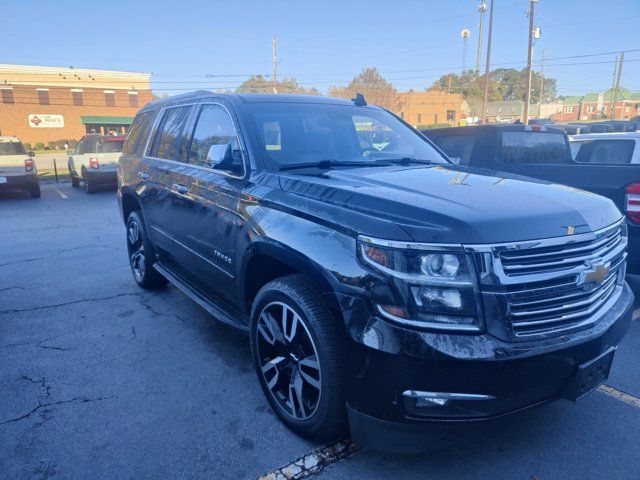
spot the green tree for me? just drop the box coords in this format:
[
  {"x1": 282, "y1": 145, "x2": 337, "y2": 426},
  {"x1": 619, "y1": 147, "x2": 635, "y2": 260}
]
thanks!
[
  {"x1": 429, "y1": 71, "x2": 500, "y2": 115},
  {"x1": 235, "y1": 75, "x2": 319, "y2": 95},
  {"x1": 329, "y1": 67, "x2": 397, "y2": 110}
]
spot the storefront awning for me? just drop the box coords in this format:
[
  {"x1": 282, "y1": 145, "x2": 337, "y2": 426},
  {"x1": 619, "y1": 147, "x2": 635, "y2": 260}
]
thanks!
[{"x1": 80, "y1": 115, "x2": 134, "y2": 125}]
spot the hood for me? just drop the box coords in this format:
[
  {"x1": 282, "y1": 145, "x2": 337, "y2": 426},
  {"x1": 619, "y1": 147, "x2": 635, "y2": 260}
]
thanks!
[{"x1": 278, "y1": 165, "x2": 622, "y2": 244}]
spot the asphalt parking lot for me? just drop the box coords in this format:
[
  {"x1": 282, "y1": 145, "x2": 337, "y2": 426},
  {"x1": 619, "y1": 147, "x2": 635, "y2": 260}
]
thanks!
[{"x1": 1, "y1": 182, "x2": 639, "y2": 480}]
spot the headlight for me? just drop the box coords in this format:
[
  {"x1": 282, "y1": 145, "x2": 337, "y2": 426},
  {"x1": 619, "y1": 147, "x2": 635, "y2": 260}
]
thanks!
[{"x1": 358, "y1": 236, "x2": 483, "y2": 332}]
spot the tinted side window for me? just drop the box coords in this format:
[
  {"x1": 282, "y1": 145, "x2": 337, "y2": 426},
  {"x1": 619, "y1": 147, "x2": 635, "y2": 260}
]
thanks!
[
  {"x1": 123, "y1": 110, "x2": 155, "y2": 156},
  {"x1": 78, "y1": 137, "x2": 95, "y2": 154},
  {"x1": 188, "y1": 104, "x2": 244, "y2": 174},
  {"x1": 154, "y1": 106, "x2": 192, "y2": 162},
  {"x1": 574, "y1": 140, "x2": 635, "y2": 165},
  {"x1": 430, "y1": 135, "x2": 478, "y2": 166},
  {"x1": 501, "y1": 132, "x2": 569, "y2": 164}
]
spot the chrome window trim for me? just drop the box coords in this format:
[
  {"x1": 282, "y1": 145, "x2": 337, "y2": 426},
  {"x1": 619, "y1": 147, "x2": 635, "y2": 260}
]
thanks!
[{"x1": 142, "y1": 101, "x2": 248, "y2": 180}]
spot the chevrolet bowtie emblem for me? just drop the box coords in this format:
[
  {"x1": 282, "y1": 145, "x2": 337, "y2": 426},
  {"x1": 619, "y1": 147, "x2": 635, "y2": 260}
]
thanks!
[
  {"x1": 567, "y1": 226, "x2": 575, "y2": 235},
  {"x1": 578, "y1": 261, "x2": 610, "y2": 288}
]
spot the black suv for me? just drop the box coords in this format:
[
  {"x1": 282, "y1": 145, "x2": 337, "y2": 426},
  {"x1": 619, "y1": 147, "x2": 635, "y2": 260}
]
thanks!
[{"x1": 118, "y1": 92, "x2": 634, "y2": 452}]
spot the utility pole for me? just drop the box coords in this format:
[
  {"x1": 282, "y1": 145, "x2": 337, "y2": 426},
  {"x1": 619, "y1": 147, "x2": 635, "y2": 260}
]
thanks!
[
  {"x1": 608, "y1": 55, "x2": 618, "y2": 118},
  {"x1": 538, "y1": 48, "x2": 545, "y2": 105},
  {"x1": 272, "y1": 34, "x2": 278, "y2": 94},
  {"x1": 611, "y1": 52, "x2": 624, "y2": 120},
  {"x1": 475, "y1": 2, "x2": 487, "y2": 77},
  {"x1": 522, "y1": 0, "x2": 537, "y2": 124},
  {"x1": 481, "y1": 0, "x2": 494, "y2": 124}
]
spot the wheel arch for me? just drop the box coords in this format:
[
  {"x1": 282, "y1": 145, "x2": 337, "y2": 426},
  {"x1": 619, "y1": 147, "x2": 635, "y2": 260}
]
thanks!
[
  {"x1": 241, "y1": 240, "x2": 341, "y2": 315},
  {"x1": 120, "y1": 189, "x2": 143, "y2": 225}
]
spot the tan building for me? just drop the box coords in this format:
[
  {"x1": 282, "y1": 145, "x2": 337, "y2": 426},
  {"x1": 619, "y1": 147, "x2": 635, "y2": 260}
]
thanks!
[
  {"x1": 395, "y1": 90, "x2": 468, "y2": 128},
  {"x1": 0, "y1": 64, "x2": 153, "y2": 146}
]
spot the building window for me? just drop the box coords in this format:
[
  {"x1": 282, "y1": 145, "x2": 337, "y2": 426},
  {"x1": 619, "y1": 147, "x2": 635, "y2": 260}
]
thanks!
[
  {"x1": 586, "y1": 105, "x2": 595, "y2": 113},
  {"x1": 446, "y1": 110, "x2": 456, "y2": 122},
  {"x1": 400, "y1": 112, "x2": 404, "y2": 119},
  {"x1": 128, "y1": 91, "x2": 138, "y2": 107},
  {"x1": 37, "y1": 89, "x2": 50, "y2": 105},
  {"x1": 564, "y1": 106, "x2": 574, "y2": 113},
  {"x1": 434, "y1": 114, "x2": 439, "y2": 124},
  {"x1": 104, "y1": 91, "x2": 115, "y2": 107},
  {"x1": 1, "y1": 88, "x2": 14, "y2": 104},
  {"x1": 417, "y1": 113, "x2": 422, "y2": 124},
  {"x1": 625, "y1": 105, "x2": 630, "y2": 113},
  {"x1": 71, "y1": 89, "x2": 83, "y2": 106}
]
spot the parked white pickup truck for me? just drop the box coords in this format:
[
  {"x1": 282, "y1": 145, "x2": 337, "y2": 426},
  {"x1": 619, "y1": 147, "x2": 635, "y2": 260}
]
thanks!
[
  {"x1": 0, "y1": 136, "x2": 40, "y2": 198},
  {"x1": 68, "y1": 135, "x2": 125, "y2": 193}
]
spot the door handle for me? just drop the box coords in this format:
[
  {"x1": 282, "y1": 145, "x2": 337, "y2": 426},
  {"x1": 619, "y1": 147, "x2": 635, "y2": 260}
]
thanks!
[
  {"x1": 138, "y1": 172, "x2": 149, "y2": 180},
  {"x1": 173, "y1": 183, "x2": 189, "y2": 194}
]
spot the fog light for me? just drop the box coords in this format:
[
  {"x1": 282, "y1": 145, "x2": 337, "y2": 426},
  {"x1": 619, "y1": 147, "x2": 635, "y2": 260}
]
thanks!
[{"x1": 418, "y1": 287, "x2": 462, "y2": 309}]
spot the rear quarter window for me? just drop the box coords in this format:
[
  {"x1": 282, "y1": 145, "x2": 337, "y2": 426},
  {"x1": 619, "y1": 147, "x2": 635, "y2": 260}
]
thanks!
[
  {"x1": 501, "y1": 132, "x2": 569, "y2": 164},
  {"x1": 123, "y1": 110, "x2": 156, "y2": 156},
  {"x1": 573, "y1": 139, "x2": 636, "y2": 165}
]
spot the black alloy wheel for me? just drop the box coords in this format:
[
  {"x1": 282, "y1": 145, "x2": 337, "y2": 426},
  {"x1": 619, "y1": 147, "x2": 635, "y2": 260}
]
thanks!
[
  {"x1": 256, "y1": 300, "x2": 322, "y2": 421},
  {"x1": 125, "y1": 211, "x2": 167, "y2": 290},
  {"x1": 250, "y1": 275, "x2": 347, "y2": 441}
]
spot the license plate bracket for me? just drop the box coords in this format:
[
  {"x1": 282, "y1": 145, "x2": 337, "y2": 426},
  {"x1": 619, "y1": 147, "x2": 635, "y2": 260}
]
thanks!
[{"x1": 563, "y1": 347, "x2": 616, "y2": 401}]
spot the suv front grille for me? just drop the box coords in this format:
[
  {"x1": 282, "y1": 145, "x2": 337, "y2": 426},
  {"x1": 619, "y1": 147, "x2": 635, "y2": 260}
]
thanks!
[
  {"x1": 507, "y1": 259, "x2": 621, "y2": 337},
  {"x1": 468, "y1": 219, "x2": 628, "y2": 340},
  {"x1": 499, "y1": 225, "x2": 622, "y2": 277}
]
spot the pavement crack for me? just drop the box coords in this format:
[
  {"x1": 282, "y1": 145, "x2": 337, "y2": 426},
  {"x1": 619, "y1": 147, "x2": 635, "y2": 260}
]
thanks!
[
  {"x1": 0, "y1": 395, "x2": 116, "y2": 426},
  {"x1": 0, "y1": 293, "x2": 141, "y2": 315}
]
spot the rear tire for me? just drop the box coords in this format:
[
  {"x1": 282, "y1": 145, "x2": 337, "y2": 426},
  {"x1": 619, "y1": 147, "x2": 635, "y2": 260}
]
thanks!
[
  {"x1": 30, "y1": 183, "x2": 41, "y2": 198},
  {"x1": 126, "y1": 211, "x2": 167, "y2": 290},
  {"x1": 71, "y1": 174, "x2": 79, "y2": 188},
  {"x1": 250, "y1": 274, "x2": 347, "y2": 441}
]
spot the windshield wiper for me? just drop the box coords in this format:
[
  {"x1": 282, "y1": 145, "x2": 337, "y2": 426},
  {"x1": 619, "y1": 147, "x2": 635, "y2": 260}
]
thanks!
[
  {"x1": 279, "y1": 159, "x2": 379, "y2": 171},
  {"x1": 377, "y1": 157, "x2": 440, "y2": 166}
]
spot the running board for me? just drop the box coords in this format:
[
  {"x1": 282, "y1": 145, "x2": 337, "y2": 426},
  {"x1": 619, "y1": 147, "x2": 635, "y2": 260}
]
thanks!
[{"x1": 153, "y1": 262, "x2": 249, "y2": 333}]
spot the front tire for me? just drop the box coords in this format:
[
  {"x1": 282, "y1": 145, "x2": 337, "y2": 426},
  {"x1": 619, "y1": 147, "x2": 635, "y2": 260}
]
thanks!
[
  {"x1": 250, "y1": 275, "x2": 347, "y2": 441},
  {"x1": 126, "y1": 211, "x2": 167, "y2": 290},
  {"x1": 70, "y1": 173, "x2": 79, "y2": 188}
]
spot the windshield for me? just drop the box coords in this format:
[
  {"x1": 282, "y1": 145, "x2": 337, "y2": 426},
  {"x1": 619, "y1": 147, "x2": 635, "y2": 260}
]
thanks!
[
  {"x1": 245, "y1": 102, "x2": 449, "y2": 169},
  {"x1": 0, "y1": 141, "x2": 26, "y2": 156},
  {"x1": 96, "y1": 138, "x2": 125, "y2": 153},
  {"x1": 501, "y1": 131, "x2": 569, "y2": 164}
]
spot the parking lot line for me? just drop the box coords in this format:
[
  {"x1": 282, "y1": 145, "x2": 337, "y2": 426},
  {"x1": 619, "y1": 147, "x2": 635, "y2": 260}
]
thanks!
[
  {"x1": 598, "y1": 385, "x2": 640, "y2": 408},
  {"x1": 256, "y1": 440, "x2": 360, "y2": 480},
  {"x1": 53, "y1": 187, "x2": 68, "y2": 199}
]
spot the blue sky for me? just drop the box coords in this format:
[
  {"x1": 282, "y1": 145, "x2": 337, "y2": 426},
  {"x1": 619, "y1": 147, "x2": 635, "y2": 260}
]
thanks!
[{"x1": 1, "y1": 0, "x2": 638, "y2": 97}]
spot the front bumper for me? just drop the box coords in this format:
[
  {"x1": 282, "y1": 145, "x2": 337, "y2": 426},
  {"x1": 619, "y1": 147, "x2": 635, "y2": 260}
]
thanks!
[{"x1": 339, "y1": 283, "x2": 634, "y2": 452}]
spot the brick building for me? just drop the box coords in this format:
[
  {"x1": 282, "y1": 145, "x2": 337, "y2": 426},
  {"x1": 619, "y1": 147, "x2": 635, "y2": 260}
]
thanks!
[
  {"x1": 0, "y1": 64, "x2": 153, "y2": 146},
  {"x1": 552, "y1": 88, "x2": 640, "y2": 123},
  {"x1": 395, "y1": 90, "x2": 468, "y2": 128}
]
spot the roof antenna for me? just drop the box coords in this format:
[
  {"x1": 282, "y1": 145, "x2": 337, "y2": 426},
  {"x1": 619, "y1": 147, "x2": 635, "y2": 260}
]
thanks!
[{"x1": 351, "y1": 92, "x2": 367, "y2": 106}]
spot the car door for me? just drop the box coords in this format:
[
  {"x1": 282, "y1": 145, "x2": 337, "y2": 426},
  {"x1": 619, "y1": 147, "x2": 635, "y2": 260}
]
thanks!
[
  {"x1": 168, "y1": 102, "x2": 247, "y2": 302},
  {"x1": 138, "y1": 104, "x2": 195, "y2": 254}
]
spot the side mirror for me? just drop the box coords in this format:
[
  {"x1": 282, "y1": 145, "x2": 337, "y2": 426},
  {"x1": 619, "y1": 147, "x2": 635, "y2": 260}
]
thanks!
[
  {"x1": 206, "y1": 144, "x2": 232, "y2": 168},
  {"x1": 28, "y1": 151, "x2": 35, "y2": 157}
]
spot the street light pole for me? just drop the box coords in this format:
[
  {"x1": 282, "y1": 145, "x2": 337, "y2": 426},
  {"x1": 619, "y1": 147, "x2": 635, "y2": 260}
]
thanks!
[
  {"x1": 481, "y1": 0, "x2": 495, "y2": 124},
  {"x1": 523, "y1": 0, "x2": 537, "y2": 124}
]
